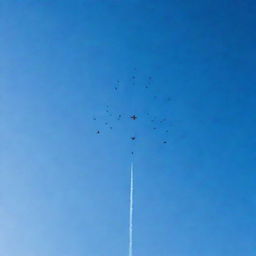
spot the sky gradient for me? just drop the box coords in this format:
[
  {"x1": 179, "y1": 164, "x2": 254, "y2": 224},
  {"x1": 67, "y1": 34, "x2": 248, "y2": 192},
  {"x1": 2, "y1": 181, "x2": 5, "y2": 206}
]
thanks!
[{"x1": 1, "y1": 1, "x2": 256, "y2": 255}]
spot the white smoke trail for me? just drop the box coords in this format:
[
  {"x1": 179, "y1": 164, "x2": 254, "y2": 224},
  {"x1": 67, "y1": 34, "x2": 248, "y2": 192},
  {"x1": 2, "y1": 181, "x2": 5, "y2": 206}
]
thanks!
[{"x1": 129, "y1": 162, "x2": 134, "y2": 256}]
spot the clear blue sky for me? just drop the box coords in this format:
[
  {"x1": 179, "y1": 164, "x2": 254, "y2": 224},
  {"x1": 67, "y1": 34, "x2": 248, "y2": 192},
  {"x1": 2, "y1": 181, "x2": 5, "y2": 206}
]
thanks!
[{"x1": 1, "y1": 0, "x2": 256, "y2": 255}]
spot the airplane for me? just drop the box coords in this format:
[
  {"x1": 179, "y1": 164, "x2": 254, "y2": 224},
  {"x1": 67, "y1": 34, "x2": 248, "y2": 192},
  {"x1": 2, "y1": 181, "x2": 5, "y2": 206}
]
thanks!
[{"x1": 130, "y1": 115, "x2": 137, "y2": 120}]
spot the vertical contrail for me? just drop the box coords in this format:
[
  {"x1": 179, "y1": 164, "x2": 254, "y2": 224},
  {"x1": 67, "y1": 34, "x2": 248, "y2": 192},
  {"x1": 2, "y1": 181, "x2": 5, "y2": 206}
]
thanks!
[{"x1": 129, "y1": 162, "x2": 134, "y2": 256}]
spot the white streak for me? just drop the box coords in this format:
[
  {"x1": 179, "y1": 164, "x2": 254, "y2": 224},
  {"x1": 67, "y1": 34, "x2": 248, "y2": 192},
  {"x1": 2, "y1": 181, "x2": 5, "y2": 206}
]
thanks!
[{"x1": 129, "y1": 162, "x2": 134, "y2": 256}]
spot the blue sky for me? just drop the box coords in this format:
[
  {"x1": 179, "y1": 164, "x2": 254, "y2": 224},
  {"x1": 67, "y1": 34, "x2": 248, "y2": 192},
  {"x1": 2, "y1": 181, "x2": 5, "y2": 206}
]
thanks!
[{"x1": 1, "y1": 0, "x2": 256, "y2": 255}]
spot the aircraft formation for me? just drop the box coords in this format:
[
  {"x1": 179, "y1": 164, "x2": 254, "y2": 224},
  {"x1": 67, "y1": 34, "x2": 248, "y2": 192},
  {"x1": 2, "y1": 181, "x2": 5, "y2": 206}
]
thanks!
[{"x1": 92, "y1": 71, "x2": 173, "y2": 154}]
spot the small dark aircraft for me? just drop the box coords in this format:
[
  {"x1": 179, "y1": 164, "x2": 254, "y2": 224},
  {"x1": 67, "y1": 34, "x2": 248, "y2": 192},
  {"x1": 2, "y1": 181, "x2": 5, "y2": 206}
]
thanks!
[
  {"x1": 131, "y1": 137, "x2": 136, "y2": 140},
  {"x1": 130, "y1": 115, "x2": 137, "y2": 120},
  {"x1": 96, "y1": 131, "x2": 100, "y2": 134}
]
